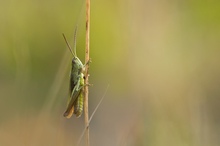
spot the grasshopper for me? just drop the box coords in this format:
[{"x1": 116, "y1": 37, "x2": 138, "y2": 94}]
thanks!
[{"x1": 62, "y1": 28, "x2": 85, "y2": 118}]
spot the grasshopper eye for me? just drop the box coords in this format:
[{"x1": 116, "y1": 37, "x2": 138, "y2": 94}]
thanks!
[{"x1": 72, "y1": 57, "x2": 77, "y2": 62}]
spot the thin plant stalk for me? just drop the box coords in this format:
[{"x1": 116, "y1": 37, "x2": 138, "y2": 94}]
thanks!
[
  {"x1": 77, "y1": 85, "x2": 109, "y2": 146},
  {"x1": 84, "y1": 0, "x2": 90, "y2": 145}
]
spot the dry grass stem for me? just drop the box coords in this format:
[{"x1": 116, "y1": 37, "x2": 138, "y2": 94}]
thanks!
[{"x1": 84, "y1": 0, "x2": 90, "y2": 145}]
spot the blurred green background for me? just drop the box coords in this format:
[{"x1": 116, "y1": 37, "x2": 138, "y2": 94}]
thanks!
[{"x1": 0, "y1": 0, "x2": 220, "y2": 146}]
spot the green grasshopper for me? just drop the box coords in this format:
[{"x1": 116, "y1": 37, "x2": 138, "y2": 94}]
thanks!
[{"x1": 62, "y1": 28, "x2": 85, "y2": 118}]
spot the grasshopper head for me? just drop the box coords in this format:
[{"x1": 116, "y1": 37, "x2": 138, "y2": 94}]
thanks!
[{"x1": 72, "y1": 56, "x2": 83, "y2": 68}]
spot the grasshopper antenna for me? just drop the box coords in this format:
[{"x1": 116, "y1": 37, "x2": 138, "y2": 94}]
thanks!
[
  {"x1": 73, "y1": 26, "x2": 78, "y2": 56},
  {"x1": 62, "y1": 33, "x2": 75, "y2": 57}
]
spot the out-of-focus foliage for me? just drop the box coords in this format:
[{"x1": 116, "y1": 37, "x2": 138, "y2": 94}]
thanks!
[{"x1": 0, "y1": 0, "x2": 220, "y2": 146}]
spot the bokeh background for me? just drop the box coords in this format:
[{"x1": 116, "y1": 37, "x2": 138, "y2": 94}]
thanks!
[{"x1": 0, "y1": 0, "x2": 220, "y2": 146}]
